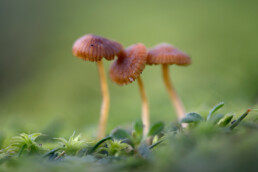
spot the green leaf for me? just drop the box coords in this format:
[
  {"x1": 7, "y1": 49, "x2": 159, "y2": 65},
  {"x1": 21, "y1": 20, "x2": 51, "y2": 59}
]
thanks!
[
  {"x1": 88, "y1": 136, "x2": 112, "y2": 154},
  {"x1": 18, "y1": 144, "x2": 26, "y2": 157},
  {"x1": 148, "y1": 122, "x2": 165, "y2": 136},
  {"x1": 43, "y1": 148, "x2": 60, "y2": 158},
  {"x1": 181, "y1": 112, "x2": 203, "y2": 123},
  {"x1": 207, "y1": 102, "x2": 224, "y2": 120},
  {"x1": 29, "y1": 133, "x2": 43, "y2": 141},
  {"x1": 111, "y1": 129, "x2": 130, "y2": 140},
  {"x1": 229, "y1": 109, "x2": 251, "y2": 130},
  {"x1": 148, "y1": 140, "x2": 164, "y2": 150},
  {"x1": 210, "y1": 114, "x2": 224, "y2": 124},
  {"x1": 133, "y1": 120, "x2": 143, "y2": 136},
  {"x1": 218, "y1": 114, "x2": 234, "y2": 127}
]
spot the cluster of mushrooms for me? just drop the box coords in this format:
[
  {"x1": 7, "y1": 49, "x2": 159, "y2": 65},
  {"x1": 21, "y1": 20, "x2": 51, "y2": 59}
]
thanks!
[{"x1": 72, "y1": 34, "x2": 191, "y2": 140}]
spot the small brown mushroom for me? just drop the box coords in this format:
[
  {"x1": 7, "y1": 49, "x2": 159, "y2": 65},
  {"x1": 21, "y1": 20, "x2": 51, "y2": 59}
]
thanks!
[
  {"x1": 147, "y1": 43, "x2": 191, "y2": 126},
  {"x1": 109, "y1": 43, "x2": 150, "y2": 136},
  {"x1": 73, "y1": 34, "x2": 123, "y2": 139}
]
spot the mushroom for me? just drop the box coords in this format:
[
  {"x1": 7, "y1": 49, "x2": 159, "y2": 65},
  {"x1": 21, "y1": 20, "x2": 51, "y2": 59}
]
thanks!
[
  {"x1": 72, "y1": 34, "x2": 123, "y2": 139},
  {"x1": 109, "y1": 43, "x2": 150, "y2": 136},
  {"x1": 147, "y1": 43, "x2": 191, "y2": 126}
]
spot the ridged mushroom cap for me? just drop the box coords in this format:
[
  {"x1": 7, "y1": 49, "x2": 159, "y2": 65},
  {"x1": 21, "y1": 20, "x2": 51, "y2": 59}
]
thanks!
[
  {"x1": 109, "y1": 43, "x2": 147, "y2": 85},
  {"x1": 72, "y1": 34, "x2": 123, "y2": 62},
  {"x1": 147, "y1": 43, "x2": 191, "y2": 65}
]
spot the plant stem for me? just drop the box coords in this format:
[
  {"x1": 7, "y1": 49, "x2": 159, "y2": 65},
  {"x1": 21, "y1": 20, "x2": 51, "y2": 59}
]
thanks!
[
  {"x1": 162, "y1": 64, "x2": 187, "y2": 127},
  {"x1": 54, "y1": 151, "x2": 65, "y2": 160},
  {"x1": 97, "y1": 61, "x2": 110, "y2": 140},
  {"x1": 137, "y1": 76, "x2": 150, "y2": 136}
]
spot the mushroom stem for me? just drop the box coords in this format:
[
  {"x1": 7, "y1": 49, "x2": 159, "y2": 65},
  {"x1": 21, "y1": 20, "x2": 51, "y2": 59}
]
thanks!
[
  {"x1": 137, "y1": 76, "x2": 150, "y2": 136},
  {"x1": 97, "y1": 61, "x2": 110, "y2": 140},
  {"x1": 162, "y1": 64, "x2": 187, "y2": 127}
]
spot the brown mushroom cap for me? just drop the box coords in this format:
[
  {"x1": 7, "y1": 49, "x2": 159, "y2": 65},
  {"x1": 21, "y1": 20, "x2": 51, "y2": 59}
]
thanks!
[
  {"x1": 147, "y1": 43, "x2": 191, "y2": 65},
  {"x1": 109, "y1": 43, "x2": 147, "y2": 85},
  {"x1": 72, "y1": 34, "x2": 123, "y2": 62}
]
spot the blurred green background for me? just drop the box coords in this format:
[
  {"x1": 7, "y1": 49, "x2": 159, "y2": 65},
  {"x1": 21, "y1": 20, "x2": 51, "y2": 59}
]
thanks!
[{"x1": 1, "y1": 0, "x2": 258, "y2": 137}]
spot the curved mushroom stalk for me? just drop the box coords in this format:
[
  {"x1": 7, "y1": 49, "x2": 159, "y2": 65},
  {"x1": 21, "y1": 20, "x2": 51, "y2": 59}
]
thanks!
[
  {"x1": 137, "y1": 76, "x2": 150, "y2": 136},
  {"x1": 162, "y1": 64, "x2": 187, "y2": 127},
  {"x1": 109, "y1": 43, "x2": 150, "y2": 135},
  {"x1": 97, "y1": 61, "x2": 110, "y2": 139},
  {"x1": 73, "y1": 34, "x2": 123, "y2": 140}
]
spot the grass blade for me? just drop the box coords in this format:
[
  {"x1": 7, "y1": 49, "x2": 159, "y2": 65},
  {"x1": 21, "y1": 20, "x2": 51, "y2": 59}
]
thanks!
[
  {"x1": 88, "y1": 136, "x2": 112, "y2": 154},
  {"x1": 207, "y1": 102, "x2": 224, "y2": 120},
  {"x1": 18, "y1": 144, "x2": 26, "y2": 157},
  {"x1": 229, "y1": 109, "x2": 251, "y2": 130},
  {"x1": 43, "y1": 147, "x2": 60, "y2": 158},
  {"x1": 148, "y1": 140, "x2": 164, "y2": 150}
]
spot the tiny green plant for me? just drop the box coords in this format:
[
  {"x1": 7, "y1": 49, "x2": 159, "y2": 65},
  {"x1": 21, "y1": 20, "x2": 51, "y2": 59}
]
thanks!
[
  {"x1": 180, "y1": 102, "x2": 251, "y2": 130},
  {"x1": 111, "y1": 120, "x2": 165, "y2": 148},
  {"x1": 54, "y1": 131, "x2": 86, "y2": 155},
  {"x1": 0, "y1": 103, "x2": 255, "y2": 172},
  {"x1": 95, "y1": 140, "x2": 133, "y2": 158},
  {"x1": 1, "y1": 133, "x2": 44, "y2": 158}
]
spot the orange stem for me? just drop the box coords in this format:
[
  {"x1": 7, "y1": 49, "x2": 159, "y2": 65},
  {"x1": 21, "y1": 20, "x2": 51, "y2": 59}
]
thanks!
[
  {"x1": 137, "y1": 76, "x2": 150, "y2": 136},
  {"x1": 97, "y1": 61, "x2": 110, "y2": 139},
  {"x1": 162, "y1": 64, "x2": 187, "y2": 127}
]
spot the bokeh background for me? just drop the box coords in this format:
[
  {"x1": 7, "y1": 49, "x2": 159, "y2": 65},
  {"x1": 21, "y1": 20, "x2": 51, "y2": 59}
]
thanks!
[{"x1": 1, "y1": 0, "x2": 258, "y2": 138}]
